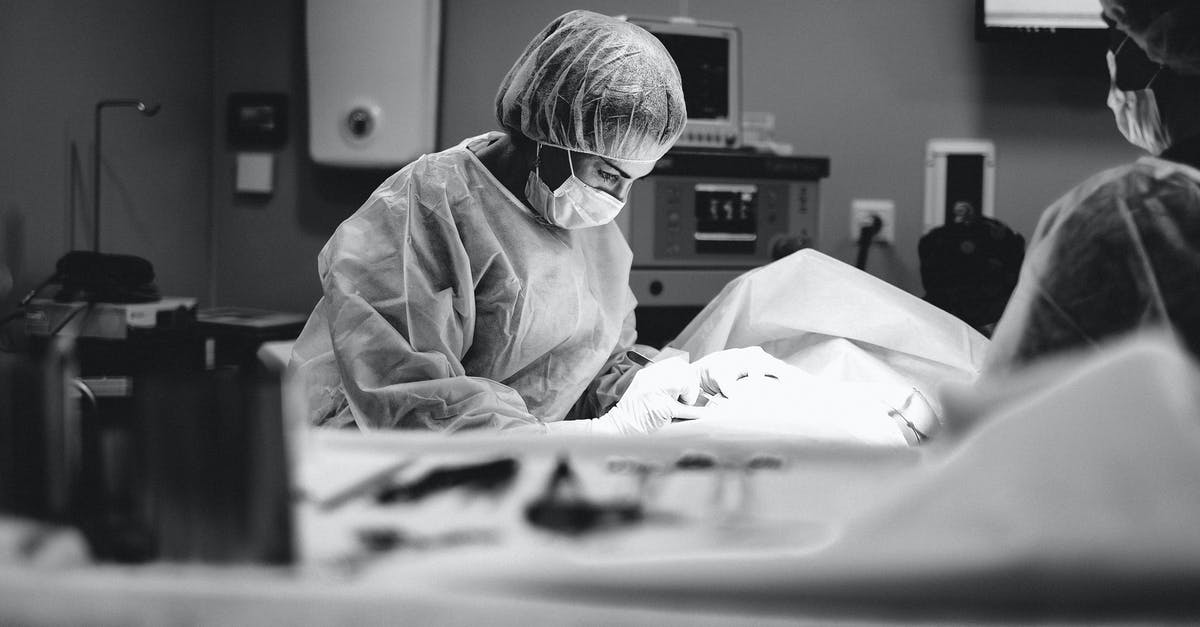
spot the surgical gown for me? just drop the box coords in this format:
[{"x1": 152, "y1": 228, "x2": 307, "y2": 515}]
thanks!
[
  {"x1": 290, "y1": 133, "x2": 644, "y2": 431},
  {"x1": 985, "y1": 153, "x2": 1200, "y2": 373}
]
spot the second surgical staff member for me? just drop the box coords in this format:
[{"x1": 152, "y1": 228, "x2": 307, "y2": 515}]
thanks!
[
  {"x1": 291, "y1": 10, "x2": 781, "y2": 433},
  {"x1": 986, "y1": 0, "x2": 1200, "y2": 373}
]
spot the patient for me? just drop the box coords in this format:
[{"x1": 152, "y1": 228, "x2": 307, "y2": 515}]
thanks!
[
  {"x1": 985, "y1": 0, "x2": 1200, "y2": 374},
  {"x1": 666, "y1": 364, "x2": 936, "y2": 447},
  {"x1": 665, "y1": 248, "x2": 988, "y2": 446}
]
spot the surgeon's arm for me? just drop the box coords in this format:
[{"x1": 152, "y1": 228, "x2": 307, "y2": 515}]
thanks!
[
  {"x1": 320, "y1": 192, "x2": 539, "y2": 432},
  {"x1": 547, "y1": 357, "x2": 713, "y2": 435},
  {"x1": 567, "y1": 286, "x2": 652, "y2": 419}
]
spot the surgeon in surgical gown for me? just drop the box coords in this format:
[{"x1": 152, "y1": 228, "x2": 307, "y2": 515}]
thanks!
[
  {"x1": 986, "y1": 0, "x2": 1200, "y2": 374},
  {"x1": 290, "y1": 10, "x2": 781, "y2": 432}
]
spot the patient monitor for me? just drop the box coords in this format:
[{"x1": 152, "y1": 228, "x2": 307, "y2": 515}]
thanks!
[
  {"x1": 616, "y1": 15, "x2": 832, "y2": 347},
  {"x1": 615, "y1": 150, "x2": 830, "y2": 346},
  {"x1": 623, "y1": 15, "x2": 742, "y2": 150}
]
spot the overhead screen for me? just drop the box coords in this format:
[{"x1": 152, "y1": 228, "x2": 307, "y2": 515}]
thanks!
[{"x1": 982, "y1": 0, "x2": 1105, "y2": 30}]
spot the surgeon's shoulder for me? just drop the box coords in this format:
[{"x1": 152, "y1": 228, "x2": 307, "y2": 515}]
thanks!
[
  {"x1": 1036, "y1": 159, "x2": 1200, "y2": 251},
  {"x1": 384, "y1": 142, "x2": 487, "y2": 215},
  {"x1": 1036, "y1": 162, "x2": 1154, "y2": 233},
  {"x1": 342, "y1": 153, "x2": 453, "y2": 221},
  {"x1": 1096, "y1": 160, "x2": 1196, "y2": 213}
]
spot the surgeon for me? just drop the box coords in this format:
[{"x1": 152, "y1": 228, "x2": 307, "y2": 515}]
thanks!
[
  {"x1": 290, "y1": 10, "x2": 783, "y2": 433},
  {"x1": 985, "y1": 0, "x2": 1200, "y2": 374}
]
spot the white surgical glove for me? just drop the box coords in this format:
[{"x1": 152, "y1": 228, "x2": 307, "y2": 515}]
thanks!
[
  {"x1": 691, "y1": 346, "x2": 790, "y2": 399},
  {"x1": 546, "y1": 357, "x2": 712, "y2": 435}
]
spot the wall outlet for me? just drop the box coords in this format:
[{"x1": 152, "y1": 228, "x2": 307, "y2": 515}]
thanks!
[{"x1": 850, "y1": 198, "x2": 895, "y2": 244}]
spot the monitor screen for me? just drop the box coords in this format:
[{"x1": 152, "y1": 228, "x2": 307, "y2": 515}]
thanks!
[
  {"x1": 652, "y1": 33, "x2": 731, "y2": 121},
  {"x1": 626, "y1": 16, "x2": 741, "y2": 148},
  {"x1": 981, "y1": 0, "x2": 1104, "y2": 31},
  {"x1": 693, "y1": 183, "x2": 757, "y2": 255}
]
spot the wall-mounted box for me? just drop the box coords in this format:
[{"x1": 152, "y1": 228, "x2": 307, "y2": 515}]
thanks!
[{"x1": 306, "y1": 0, "x2": 441, "y2": 168}]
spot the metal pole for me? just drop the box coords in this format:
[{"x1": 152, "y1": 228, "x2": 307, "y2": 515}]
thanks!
[{"x1": 92, "y1": 102, "x2": 104, "y2": 253}]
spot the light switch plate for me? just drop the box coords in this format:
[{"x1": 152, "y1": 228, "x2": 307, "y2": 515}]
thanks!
[{"x1": 235, "y1": 152, "x2": 274, "y2": 195}]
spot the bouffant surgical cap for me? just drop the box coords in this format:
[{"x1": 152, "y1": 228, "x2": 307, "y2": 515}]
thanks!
[
  {"x1": 495, "y1": 10, "x2": 686, "y2": 163},
  {"x1": 1101, "y1": 0, "x2": 1200, "y2": 75}
]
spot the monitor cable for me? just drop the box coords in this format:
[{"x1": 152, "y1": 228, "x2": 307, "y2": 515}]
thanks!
[{"x1": 855, "y1": 215, "x2": 884, "y2": 271}]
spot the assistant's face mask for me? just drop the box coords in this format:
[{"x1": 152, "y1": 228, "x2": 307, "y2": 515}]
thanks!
[
  {"x1": 525, "y1": 143, "x2": 625, "y2": 230},
  {"x1": 1106, "y1": 40, "x2": 1172, "y2": 155}
]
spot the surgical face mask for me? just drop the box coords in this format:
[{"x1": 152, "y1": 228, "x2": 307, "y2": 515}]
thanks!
[
  {"x1": 524, "y1": 144, "x2": 625, "y2": 230},
  {"x1": 1106, "y1": 38, "x2": 1171, "y2": 155}
]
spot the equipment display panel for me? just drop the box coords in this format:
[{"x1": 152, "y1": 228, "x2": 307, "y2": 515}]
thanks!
[{"x1": 694, "y1": 184, "x2": 758, "y2": 255}]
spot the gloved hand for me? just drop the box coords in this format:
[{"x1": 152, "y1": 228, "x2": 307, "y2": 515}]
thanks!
[
  {"x1": 691, "y1": 346, "x2": 790, "y2": 399},
  {"x1": 545, "y1": 357, "x2": 712, "y2": 435}
]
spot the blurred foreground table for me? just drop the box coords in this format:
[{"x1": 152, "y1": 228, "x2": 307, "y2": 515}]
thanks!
[{"x1": 0, "y1": 430, "x2": 924, "y2": 626}]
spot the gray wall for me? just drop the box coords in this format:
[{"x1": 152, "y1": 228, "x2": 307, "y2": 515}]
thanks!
[
  {"x1": 209, "y1": 0, "x2": 399, "y2": 314},
  {"x1": 4, "y1": 0, "x2": 1142, "y2": 317},
  {"x1": 212, "y1": 0, "x2": 319, "y2": 312},
  {"x1": 0, "y1": 0, "x2": 213, "y2": 309}
]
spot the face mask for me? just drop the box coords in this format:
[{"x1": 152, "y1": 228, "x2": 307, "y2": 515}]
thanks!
[
  {"x1": 1106, "y1": 49, "x2": 1172, "y2": 155},
  {"x1": 524, "y1": 144, "x2": 625, "y2": 230}
]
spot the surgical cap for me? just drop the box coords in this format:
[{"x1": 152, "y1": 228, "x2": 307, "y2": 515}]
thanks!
[
  {"x1": 1101, "y1": 0, "x2": 1200, "y2": 75},
  {"x1": 495, "y1": 10, "x2": 686, "y2": 163}
]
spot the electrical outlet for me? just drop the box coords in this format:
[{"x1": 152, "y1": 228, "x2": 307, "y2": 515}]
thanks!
[{"x1": 850, "y1": 199, "x2": 895, "y2": 244}]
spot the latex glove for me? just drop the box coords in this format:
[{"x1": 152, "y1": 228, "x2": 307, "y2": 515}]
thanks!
[
  {"x1": 546, "y1": 357, "x2": 711, "y2": 435},
  {"x1": 691, "y1": 346, "x2": 791, "y2": 400}
]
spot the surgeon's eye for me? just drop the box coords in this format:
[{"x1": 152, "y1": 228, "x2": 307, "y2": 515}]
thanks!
[{"x1": 597, "y1": 169, "x2": 620, "y2": 184}]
